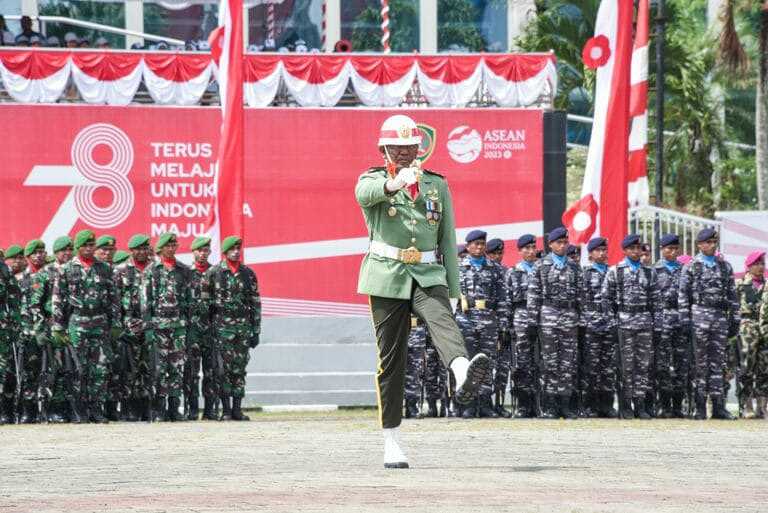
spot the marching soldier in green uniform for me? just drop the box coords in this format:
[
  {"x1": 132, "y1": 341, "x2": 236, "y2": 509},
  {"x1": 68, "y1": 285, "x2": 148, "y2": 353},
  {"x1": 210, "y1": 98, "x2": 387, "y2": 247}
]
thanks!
[
  {"x1": 114, "y1": 234, "x2": 152, "y2": 421},
  {"x1": 141, "y1": 233, "x2": 191, "y2": 422},
  {"x1": 52, "y1": 230, "x2": 121, "y2": 423},
  {"x1": 201, "y1": 236, "x2": 260, "y2": 421},
  {"x1": 356, "y1": 114, "x2": 490, "y2": 469},
  {"x1": 185, "y1": 236, "x2": 213, "y2": 420},
  {"x1": 2, "y1": 244, "x2": 23, "y2": 422},
  {"x1": 0, "y1": 247, "x2": 20, "y2": 424},
  {"x1": 94, "y1": 235, "x2": 117, "y2": 265}
]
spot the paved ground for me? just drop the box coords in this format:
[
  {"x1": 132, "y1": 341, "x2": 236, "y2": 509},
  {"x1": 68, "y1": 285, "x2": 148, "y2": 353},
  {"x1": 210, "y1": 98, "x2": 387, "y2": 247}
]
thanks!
[{"x1": 1, "y1": 410, "x2": 767, "y2": 513}]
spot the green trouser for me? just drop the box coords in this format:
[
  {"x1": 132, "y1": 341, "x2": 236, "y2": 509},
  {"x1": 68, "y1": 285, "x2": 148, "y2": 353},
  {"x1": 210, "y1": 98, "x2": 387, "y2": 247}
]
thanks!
[{"x1": 369, "y1": 284, "x2": 466, "y2": 429}]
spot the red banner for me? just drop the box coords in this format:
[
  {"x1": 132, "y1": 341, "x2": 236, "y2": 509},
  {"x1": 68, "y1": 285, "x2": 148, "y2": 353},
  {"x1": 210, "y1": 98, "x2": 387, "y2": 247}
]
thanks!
[{"x1": 3, "y1": 105, "x2": 543, "y2": 315}]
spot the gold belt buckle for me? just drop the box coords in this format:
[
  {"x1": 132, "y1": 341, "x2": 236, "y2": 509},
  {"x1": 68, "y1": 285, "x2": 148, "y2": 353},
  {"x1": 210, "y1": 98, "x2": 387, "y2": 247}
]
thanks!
[
  {"x1": 475, "y1": 299, "x2": 487, "y2": 310},
  {"x1": 399, "y1": 246, "x2": 422, "y2": 264}
]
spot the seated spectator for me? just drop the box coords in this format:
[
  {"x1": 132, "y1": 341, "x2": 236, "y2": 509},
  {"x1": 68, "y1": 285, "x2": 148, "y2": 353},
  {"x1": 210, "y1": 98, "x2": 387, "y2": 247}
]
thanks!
[
  {"x1": 130, "y1": 42, "x2": 144, "y2": 50},
  {"x1": 95, "y1": 36, "x2": 109, "y2": 49},
  {"x1": 64, "y1": 32, "x2": 78, "y2": 48},
  {"x1": 0, "y1": 15, "x2": 15, "y2": 46},
  {"x1": 156, "y1": 41, "x2": 169, "y2": 51},
  {"x1": 15, "y1": 34, "x2": 29, "y2": 47},
  {"x1": 29, "y1": 34, "x2": 42, "y2": 47},
  {"x1": 18, "y1": 15, "x2": 43, "y2": 39},
  {"x1": 46, "y1": 35, "x2": 61, "y2": 47},
  {"x1": 78, "y1": 37, "x2": 90, "y2": 48}
]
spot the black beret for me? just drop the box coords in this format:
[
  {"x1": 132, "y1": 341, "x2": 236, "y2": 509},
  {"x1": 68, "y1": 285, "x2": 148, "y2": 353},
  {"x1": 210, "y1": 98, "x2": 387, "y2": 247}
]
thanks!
[
  {"x1": 548, "y1": 227, "x2": 568, "y2": 242},
  {"x1": 465, "y1": 230, "x2": 487, "y2": 243},
  {"x1": 621, "y1": 234, "x2": 641, "y2": 249},
  {"x1": 696, "y1": 228, "x2": 717, "y2": 242},
  {"x1": 517, "y1": 234, "x2": 536, "y2": 249},
  {"x1": 566, "y1": 244, "x2": 580, "y2": 256},
  {"x1": 587, "y1": 237, "x2": 607, "y2": 252},
  {"x1": 486, "y1": 238, "x2": 504, "y2": 252},
  {"x1": 660, "y1": 234, "x2": 679, "y2": 247}
]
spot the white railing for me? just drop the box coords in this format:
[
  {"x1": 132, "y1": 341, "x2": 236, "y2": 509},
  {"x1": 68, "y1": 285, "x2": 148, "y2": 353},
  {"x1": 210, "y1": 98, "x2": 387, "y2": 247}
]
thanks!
[{"x1": 628, "y1": 205, "x2": 721, "y2": 257}]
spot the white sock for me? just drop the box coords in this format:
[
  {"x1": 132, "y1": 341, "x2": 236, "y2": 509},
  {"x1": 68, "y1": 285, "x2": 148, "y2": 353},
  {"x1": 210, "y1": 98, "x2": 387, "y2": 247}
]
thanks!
[
  {"x1": 383, "y1": 428, "x2": 408, "y2": 464},
  {"x1": 450, "y1": 356, "x2": 470, "y2": 386}
]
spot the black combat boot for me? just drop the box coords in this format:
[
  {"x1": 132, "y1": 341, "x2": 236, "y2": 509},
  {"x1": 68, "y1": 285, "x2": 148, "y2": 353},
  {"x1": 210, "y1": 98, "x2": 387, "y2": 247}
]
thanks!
[
  {"x1": 711, "y1": 396, "x2": 735, "y2": 420},
  {"x1": 644, "y1": 392, "x2": 656, "y2": 418},
  {"x1": 404, "y1": 398, "x2": 420, "y2": 419},
  {"x1": 478, "y1": 395, "x2": 499, "y2": 418},
  {"x1": 231, "y1": 397, "x2": 250, "y2": 421},
  {"x1": 219, "y1": 395, "x2": 233, "y2": 421},
  {"x1": 125, "y1": 398, "x2": 140, "y2": 422},
  {"x1": 47, "y1": 402, "x2": 66, "y2": 424},
  {"x1": 2, "y1": 397, "x2": 16, "y2": 424},
  {"x1": 426, "y1": 399, "x2": 438, "y2": 418},
  {"x1": 105, "y1": 400, "x2": 120, "y2": 422},
  {"x1": 0, "y1": 398, "x2": 10, "y2": 425},
  {"x1": 513, "y1": 391, "x2": 532, "y2": 418},
  {"x1": 694, "y1": 395, "x2": 708, "y2": 420},
  {"x1": 493, "y1": 392, "x2": 512, "y2": 418},
  {"x1": 89, "y1": 402, "x2": 109, "y2": 424},
  {"x1": 67, "y1": 398, "x2": 83, "y2": 424},
  {"x1": 657, "y1": 392, "x2": 673, "y2": 419},
  {"x1": 187, "y1": 396, "x2": 199, "y2": 421},
  {"x1": 560, "y1": 394, "x2": 577, "y2": 419},
  {"x1": 461, "y1": 399, "x2": 478, "y2": 419},
  {"x1": 671, "y1": 392, "x2": 685, "y2": 418},
  {"x1": 634, "y1": 397, "x2": 651, "y2": 419},
  {"x1": 601, "y1": 392, "x2": 618, "y2": 418},
  {"x1": 619, "y1": 395, "x2": 634, "y2": 419},
  {"x1": 202, "y1": 396, "x2": 217, "y2": 420},
  {"x1": 167, "y1": 396, "x2": 184, "y2": 422},
  {"x1": 539, "y1": 394, "x2": 558, "y2": 419},
  {"x1": 20, "y1": 400, "x2": 37, "y2": 424},
  {"x1": 142, "y1": 397, "x2": 153, "y2": 422},
  {"x1": 154, "y1": 396, "x2": 167, "y2": 422},
  {"x1": 438, "y1": 399, "x2": 447, "y2": 418}
]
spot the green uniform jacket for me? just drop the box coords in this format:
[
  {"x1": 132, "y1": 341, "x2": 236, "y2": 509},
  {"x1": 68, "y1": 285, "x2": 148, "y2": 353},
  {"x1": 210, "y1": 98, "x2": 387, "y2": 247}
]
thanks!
[{"x1": 356, "y1": 167, "x2": 460, "y2": 300}]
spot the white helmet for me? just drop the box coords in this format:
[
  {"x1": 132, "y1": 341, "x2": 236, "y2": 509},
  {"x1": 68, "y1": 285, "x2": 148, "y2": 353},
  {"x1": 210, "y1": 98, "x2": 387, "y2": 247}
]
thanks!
[{"x1": 377, "y1": 115, "x2": 422, "y2": 147}]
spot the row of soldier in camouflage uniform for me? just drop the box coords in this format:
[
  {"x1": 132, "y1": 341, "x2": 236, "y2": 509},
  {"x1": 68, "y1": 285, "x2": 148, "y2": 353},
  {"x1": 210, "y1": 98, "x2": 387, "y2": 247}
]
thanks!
[
  {"x1": 405, "y1": 226, "x2": 763, "y2": 420},
  {"x1": 0, "y1": 230, "x2": 261, "y2": 424}
]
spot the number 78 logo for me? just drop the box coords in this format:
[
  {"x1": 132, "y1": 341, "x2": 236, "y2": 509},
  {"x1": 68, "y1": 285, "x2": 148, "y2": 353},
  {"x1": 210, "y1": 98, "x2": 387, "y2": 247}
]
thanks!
[{"x1": 23, "y1": 124, "x2": 135, "y2": 248}]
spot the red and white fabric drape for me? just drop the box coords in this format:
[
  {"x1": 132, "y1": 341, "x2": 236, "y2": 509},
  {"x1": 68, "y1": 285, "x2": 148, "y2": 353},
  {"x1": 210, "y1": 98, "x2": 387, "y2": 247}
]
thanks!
[{"x1": 0, "y1": 50, "x2": 557, "y2": 108}]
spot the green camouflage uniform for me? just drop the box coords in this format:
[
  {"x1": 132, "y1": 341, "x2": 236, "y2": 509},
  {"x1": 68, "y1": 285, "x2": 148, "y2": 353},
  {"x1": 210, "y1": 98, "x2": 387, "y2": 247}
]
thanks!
[
  {"x1": 52, "y1": 257, "x2": 121, "y2": 412},
  {"x1": 141, "y1": 260, "x2": 191, "y2": 399},
  {"x1": 18, "y1": 268, "x2": 42, "y2": 402},
  {"x1": 201, "y1": 262, "x2": 261, "y2": 399},
  {"x1": 0, "y1": 262, "x2": 20, "y2": 408},
  {"x1": 114, "y1": 260, "x2": 149, "y2": 400},
  {"x1": 185, "y1": 262, "x2": 214, "y2": 401}
]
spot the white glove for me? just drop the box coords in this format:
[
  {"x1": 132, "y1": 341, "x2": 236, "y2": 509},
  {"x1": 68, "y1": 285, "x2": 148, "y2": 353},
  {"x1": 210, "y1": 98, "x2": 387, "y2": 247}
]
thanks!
[{"x1": 385, "y1": 167, "x2": 418, "y2": 192}]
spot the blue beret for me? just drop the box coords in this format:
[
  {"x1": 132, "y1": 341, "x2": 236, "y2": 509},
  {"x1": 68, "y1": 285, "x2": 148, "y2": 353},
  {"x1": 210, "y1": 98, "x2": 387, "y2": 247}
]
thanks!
[
  {"x1": 696, "y1": 228, "x2": 717, "y2": 242},
  {"x1": 566, "y1": 244, "x2": 580, "y2": 256},
  {"x1": 517, "y1": 234, "x2": 536, "y2": 249},
  {"x1": 486, "y1": 238, "x2": 504, "y2": 252},
  {"x1": 548, "y1": 227, "x2": 568, "y2": 242},
  {"x1": 465, "y1": 230, "x2": 487, "y2": 243},
  {"x1": 621, "y1": 234, "x2": 641, "y2": 249},
  {"x1": 587, "y1": 237, "x2": 607, "y2": 252}
]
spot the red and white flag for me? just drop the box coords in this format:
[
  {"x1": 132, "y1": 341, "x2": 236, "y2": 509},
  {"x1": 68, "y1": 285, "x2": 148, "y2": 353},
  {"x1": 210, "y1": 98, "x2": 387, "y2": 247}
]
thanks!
[
  {"x1": 628, "y1": 0, "x2": 650, "y2": 207},
  {"x1": 207, "y1": 0, "x2": 245, "y2": 259},
  {"x1": 562, "y1": 0, "x2": 634, "y2": 263}
]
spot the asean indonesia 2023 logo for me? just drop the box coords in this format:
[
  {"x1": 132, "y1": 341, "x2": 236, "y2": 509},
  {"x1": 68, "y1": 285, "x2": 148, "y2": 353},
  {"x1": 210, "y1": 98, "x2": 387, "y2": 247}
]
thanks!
[{"x1": 24, "y1": 123, "x2": 135, "y2": 244}]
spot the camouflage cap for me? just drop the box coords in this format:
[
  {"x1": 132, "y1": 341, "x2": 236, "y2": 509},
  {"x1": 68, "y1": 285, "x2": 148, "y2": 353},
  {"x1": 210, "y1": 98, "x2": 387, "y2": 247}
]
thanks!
[
  {"x1": 5, "y1": 245, "x2": 23, "y2": 258},
  {"x1": 24, "y1": 239, "x2": 45, "y2": 257},
  {"x1": 113, "y1": 250, "x2": 130, "y2": 265},
  {"x1": 155, "y1": 232, "x2": 177, "y2": 250},
  {"x1": 221, "y1": 236, "x2": 242, "y2": 253},
  {"x1": 95, "y1": 235, "x2": 116, "y2": 249},
  {"x1": 127, "y1": 234, "x2": 150, "y2": 250},
  {"x1": 74, "y1": 230, "x2": 95, "y2": 250},
  {"x1": 53, "y1": 236, "x2": 73, "y2": 253},
  {"x1": 191, "y1": 236, "x2": 211, "y2": 251}
]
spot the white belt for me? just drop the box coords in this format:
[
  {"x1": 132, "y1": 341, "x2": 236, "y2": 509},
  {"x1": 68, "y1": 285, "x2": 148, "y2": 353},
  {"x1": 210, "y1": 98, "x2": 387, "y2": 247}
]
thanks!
[{"x1": 369, "y1": 240, "x2": 437, "y2": 264}]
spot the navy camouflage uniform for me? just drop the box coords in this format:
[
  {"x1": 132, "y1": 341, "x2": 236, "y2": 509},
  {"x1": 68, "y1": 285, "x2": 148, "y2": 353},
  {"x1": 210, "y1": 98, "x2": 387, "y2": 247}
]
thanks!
[
  {"x1": 405, "y1": 317, "x2": 447, "y2": 407},
  {"x1": 580, "y1": 263, "x2": 615, "y2": 408},
  {"x1": 653, "y1": 259, "x2": 686, "y2": 411},
  {"x1": 526, "y1": 252, "x2": 582, "y2": 413},
  {"x1": 456, "y1": 255, "x2": 508, "y2": 404},
  {"x1": 602, "y1": 259, "x2": 660, "y2": 404},
  {"x1": 679, "y1": 255, "x2": 739, "y2": 403},
  {"x1": 505, "y1": 261, "x2": 536, "y2": 406}
]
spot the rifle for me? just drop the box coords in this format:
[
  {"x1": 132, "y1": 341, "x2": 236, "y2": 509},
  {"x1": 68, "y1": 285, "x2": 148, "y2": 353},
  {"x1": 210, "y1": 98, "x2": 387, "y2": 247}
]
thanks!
[
  {"x1": 533, "y1": 326, "x2": 543, "y2": 416},
  {"x1": 733, "y1": 334, "x2": 744, "y2": 418},
  {"x1": 614, "y1": 327, "x2": 623, "y2": 413},
  {"x1": 210, "y1": 337, "x2": 225, "y2": 416},
  {"x1": 576, "y1": 326, "x2": 586, "y2": 416},
  {"x1": 11, "y1": 340, "x2": 23, "y2": 423},
  {"x1": 37, "y1": 341, "x2": 54, "y2": 423},
  {"x1": 687, "y1": 326, "x2": 696, "y2": 418}
]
